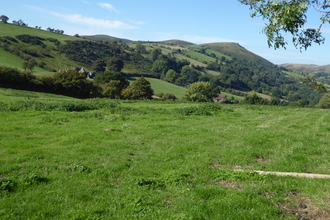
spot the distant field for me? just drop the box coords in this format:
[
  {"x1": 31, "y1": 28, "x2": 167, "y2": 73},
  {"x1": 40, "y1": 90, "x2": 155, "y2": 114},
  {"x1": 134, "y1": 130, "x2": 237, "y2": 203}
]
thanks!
[
  {"x1": 183, "y1": 51, "x2": 217, "y2": 63},
  {"x1": 221, "y1": 92, "x2": 245, "y2": 101},
  {"x1": 206, "y1": 69, "x2": 220, "y2": 76},
  {"x1": 205, "y1": 49, "x2": 232, "y2": 60},
  {"x1": 0, "y1": 23, "x2": 87, "y2": 71},
  {"x1": 0, "y1": 48, "x2": 45, "y2": 71},
  {"x1": 128, "y1": 77, "x2": 186, "y2": 98},
  {"x1": 173, "y1": 53, "x2": 207, "y2": 66},
  {"x1": 0, "y1": 48, "x2": 24, "y2": 69},
  {"x1": 0, "y1": 23, "x2": 82, "y2": 43},
  {"x1": 0, "y1": 87, "x2": 76, "y2": 102}
]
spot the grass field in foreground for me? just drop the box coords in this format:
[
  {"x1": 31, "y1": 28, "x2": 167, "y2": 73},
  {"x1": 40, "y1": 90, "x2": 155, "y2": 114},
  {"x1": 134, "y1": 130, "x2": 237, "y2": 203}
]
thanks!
[{"x1": 0, "y1": 89, "x2": 330, "y2": 219}]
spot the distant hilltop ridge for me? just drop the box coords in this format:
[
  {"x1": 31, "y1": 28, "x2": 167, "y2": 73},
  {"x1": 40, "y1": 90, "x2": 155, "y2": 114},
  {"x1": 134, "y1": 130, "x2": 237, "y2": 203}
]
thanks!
[{"x1": 280, "y1": 63, "x2": 330, "y2": 73}]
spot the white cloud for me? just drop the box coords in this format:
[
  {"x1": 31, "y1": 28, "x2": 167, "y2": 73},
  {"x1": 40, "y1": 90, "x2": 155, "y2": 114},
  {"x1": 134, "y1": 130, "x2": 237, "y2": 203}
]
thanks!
[
  {"x1": 98, "y1": 3, "x2": 119, "y2": 13},
  {"x1": 51, "y1": 12, "x2": 137, "y2": 30}
]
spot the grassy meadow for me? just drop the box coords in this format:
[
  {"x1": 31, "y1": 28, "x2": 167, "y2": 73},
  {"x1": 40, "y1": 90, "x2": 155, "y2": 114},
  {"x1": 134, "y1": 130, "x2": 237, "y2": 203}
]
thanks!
[
  {"x1": 0, "y1": 88, "x2": 330, "y2": 219},
  {"x1": 0, "y1": 23, "x2": 82, "y2": 43},
  {"x1": 183, "y1": 51, "x2": 217, "y2": 63},
  {"x1": 127, "y1": 77, "x2": 186, "y2": 99}
]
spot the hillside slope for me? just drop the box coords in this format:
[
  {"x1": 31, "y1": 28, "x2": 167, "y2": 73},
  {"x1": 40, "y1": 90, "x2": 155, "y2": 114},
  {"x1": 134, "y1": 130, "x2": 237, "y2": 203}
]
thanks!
[
  {"x1": 81, "y1": 34, "x2": 133, "y2": 43},
  {"x1": 280, "y1": 63, "x2": 330, "y2": 73},
  {"x1": 0, "y1": 23, "x2": 87, "y2": 71},
  {"x1": 0, "y1": 23, "x2": 324, "y2": 104},
  {"x1": 203, "y1": 43, "x2": 273, "y2": 66}
]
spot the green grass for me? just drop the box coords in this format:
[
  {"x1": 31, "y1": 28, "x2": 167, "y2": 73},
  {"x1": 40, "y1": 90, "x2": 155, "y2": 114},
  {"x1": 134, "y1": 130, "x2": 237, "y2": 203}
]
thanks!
[
  {"x1": 183, "y1": 51, "x2": 217, "y2": 63},
  {"x1": 0, "y1": 48, "x2": 24, "y2": 69},
  {"x1": 128, "y1": 77, "x2": 186, "y2": 99},
  {"x1": 205, "y1": 48, "x2": 232, "y2": 60},
  {"x1": 0, "y1": 23, "x2": 87, "y2": 71},
  {"x1": 173, "y1": 53, "x2": 207, "y2": 66},
  {"x1": 0, "y1": 23, "x2": 82, "y2": 44},
  {"x1": 0, "y1": 88, "x2": 76, "y2": 102},
  {"x1": 0, "y1": 88, "x2": 330, "y2": 219},
  {"x1": 221, "y1": 92, "x2": 245, "y2": 101},
  {"x1": 0, "y1": 48, "x2": 45, "y2": 72}
]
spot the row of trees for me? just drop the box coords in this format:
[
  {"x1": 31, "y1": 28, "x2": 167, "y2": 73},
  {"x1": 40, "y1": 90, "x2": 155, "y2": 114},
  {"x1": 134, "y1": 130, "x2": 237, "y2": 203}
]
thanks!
[
  {"x1": 0, "y1": 15, "x2": 64, "y2": 34},
  {"x1": 0, "y1": 65, "x2": 154, "y2": 100},
  {"x1": 47, "y1": 28, "x2": 64, "y2": 34}
]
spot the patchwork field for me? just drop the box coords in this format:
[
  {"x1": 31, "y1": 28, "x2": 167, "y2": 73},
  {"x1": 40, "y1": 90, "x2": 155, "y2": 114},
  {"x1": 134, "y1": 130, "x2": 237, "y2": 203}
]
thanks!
[{"x1": 0, "y1": 88, "x2": 329, "y2": 219}]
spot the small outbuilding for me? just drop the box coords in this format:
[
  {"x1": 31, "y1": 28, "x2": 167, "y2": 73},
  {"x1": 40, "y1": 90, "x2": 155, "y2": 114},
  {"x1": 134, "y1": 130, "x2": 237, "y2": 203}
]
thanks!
[{"x1": 213, "y1": 94, "x2": 226, "y2": 103}]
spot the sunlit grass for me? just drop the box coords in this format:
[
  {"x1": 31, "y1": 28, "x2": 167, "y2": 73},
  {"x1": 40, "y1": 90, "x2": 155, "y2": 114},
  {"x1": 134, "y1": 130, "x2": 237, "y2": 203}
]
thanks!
[{"x1": 0, "y1": 89, "x2": 329, "y2": 219}]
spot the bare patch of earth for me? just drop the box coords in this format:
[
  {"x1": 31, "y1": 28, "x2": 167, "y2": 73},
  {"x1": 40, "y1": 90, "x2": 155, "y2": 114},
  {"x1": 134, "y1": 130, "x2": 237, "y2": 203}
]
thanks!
[
  {"x1": 278, "y1": 193, "x2": 330, "y2": 220},
  {"x1": 212, "y1": 180, "x2": 243, "y2": 189}
]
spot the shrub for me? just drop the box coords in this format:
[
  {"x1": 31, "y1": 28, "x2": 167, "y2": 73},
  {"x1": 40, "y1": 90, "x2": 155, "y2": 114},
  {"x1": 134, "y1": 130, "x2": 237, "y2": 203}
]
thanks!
[{"x1": 316, "y1": 93, "x2": 330, "y2": 108}]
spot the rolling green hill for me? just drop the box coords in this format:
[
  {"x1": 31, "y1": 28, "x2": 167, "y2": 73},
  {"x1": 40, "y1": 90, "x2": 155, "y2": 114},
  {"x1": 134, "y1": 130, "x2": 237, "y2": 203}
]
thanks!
[
  {"x1": 160, "y1": 39, "x2": 195, "y2": 45},
  {"x1": 0, "y1": 23, "x2": 325, "y2": 104},
  {"x1": 183, "y1": 50, "x2": 217, "y2": 63},
  {"x1": 0, "y1": 23, "x2": 87, "y2": 72},
  {"x1": 280, "y1": 63, "x2": 330, "y2": 73},
  {"x1": 81, "y1": 34, "x2": 133, "y2": 43},
  {"x1": 0, "y1": 23, "x2": 82, "y2": 42},
  {"x1": 203, "y1": 42, "x2": 273, "y2": 66}
]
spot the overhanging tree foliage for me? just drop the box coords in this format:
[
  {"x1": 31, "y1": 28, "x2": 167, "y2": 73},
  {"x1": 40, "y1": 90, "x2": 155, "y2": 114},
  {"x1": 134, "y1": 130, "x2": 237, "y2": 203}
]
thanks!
[
  {"x1": 239, "y1": 0, "x2": 330, "y2": 95},
  {"x1": 239, "y1": 0, "x2": 330, "y2": 50}
]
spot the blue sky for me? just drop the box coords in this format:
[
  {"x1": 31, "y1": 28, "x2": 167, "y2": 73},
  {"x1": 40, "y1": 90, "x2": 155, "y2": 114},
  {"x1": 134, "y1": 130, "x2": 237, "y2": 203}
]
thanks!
[{"x1": 2, "y1": 0, "x2": 330, "y2": 65}]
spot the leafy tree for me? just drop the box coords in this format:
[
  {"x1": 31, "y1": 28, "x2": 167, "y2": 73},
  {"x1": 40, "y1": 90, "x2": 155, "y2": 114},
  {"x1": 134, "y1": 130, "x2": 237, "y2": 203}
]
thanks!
[
  {"x1": 135, "y1": 43, "x2": 148, "y2": 54},
  {"x1": 127, "y1": 77, "x2": 154, "y2": 100},
  {"x1": 180, "y1": 65, "x2": 201, "y2": 84},
  {"x1": 151, "y1": 59, "x2": 170, "y2": 76},
  {"x1": 164, "y1": 69, "x2": 178, "y2": 83},
  {"x1": 150, "y1": 48, "x2": 162, "y2": 62},
  {"x1": 22, "y1": 61, "x2": 29, "y2": 71},
  {"x1": 16, "y1": 19, "x2": 26, "y2": 26},
  {"x1": 92, "y1": 59, "x2": 106, "y2": 73},
  {"x1": 22, "y1": 59, "x2": 37, "y2": 71},
  {"x1": 0, "y1": 15, "x2": 9, "y2": 24},
  {"x1": 242, "y1": 92, "x2": 269, "y2": 105},
  {"x1": 316, "y1": 93, "x2": 330, "y2": 108},
  {"x1": 94, "y1": 70, "x2": 129, "y2": 89},
  {"x1": 27, "y1": 59, "x2": 37, "y2": 71},
  {"x1": 184, "y1": 82, "x2": 217, "y2": 102},
  {"x1": 101, "y1": 80, "x2": 125, "y2": 99},
  {"x1": 239, "y1": 0, "x2": 329, "y2": 50},
  {"x1": 175, "y1": 76, "x2": 187, "y2": 86},
  {"x1": 160, "y1": 93, "x2": 177, "y2": 101},
  {"x1": 107, "y1": 57, "x2": 124, "y2": 72},
  {"x1": 53, "y1": 70, "x2": 100, "y2": 98}
]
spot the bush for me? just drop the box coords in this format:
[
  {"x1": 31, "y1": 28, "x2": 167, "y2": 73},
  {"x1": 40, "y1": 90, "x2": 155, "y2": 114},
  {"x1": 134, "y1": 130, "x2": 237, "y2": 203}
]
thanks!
[
  {"x1": 316, "y1": 93, "x2": 330, "y2": 108},
  {"x1": 184, "y1": 82, "x2": 217, "y2": 102},
  {"x1": 160, "y1": 93, "x2": 177, "y2": 101}
]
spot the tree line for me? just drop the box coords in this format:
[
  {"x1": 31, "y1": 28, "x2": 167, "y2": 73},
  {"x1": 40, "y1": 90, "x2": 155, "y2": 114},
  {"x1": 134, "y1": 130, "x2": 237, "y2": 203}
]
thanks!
[
  {"x1": 0, "y1": 15, "x2": 64, "y2": 34},
  {"x1": 0, "y1": 66, "x2": 154, "y2": 100}
]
